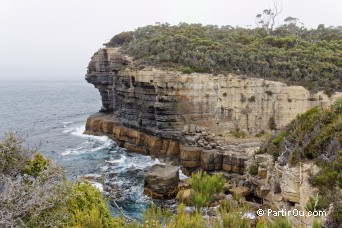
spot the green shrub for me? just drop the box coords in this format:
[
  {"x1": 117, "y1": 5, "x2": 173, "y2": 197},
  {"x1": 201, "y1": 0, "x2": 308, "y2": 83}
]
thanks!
[
  {"x1": 269, "y1": 116, "x2": 277, "y2": 130},
  {"x1": 181, "y1": 67, "x2": 193, "y2": 74},
  {"x1": 0, "y1": 133, "x2": 124, "y2": 227},
  {"x1": 305, "y1": 195, "x2": 331, "y2": 212},
  {"x1": 312, "y1": 219, "x2": 322, "y2": 228},
  {"x1": 249, "y1": 164, "x2": 258, "y2": 175},
  {"x1": 265, "y1": 90, "x2": 273, "y2": 96},
  {"x1": 221, "y1": 210, "x2": 250, "y2": 228},
  {"x1": 67, "y1": 181, "x2": 123, "y2": 227},
  {"x1": 104, "y1": 31, "x2": 133, "y2": 47},
  {"x1": 190, "y1": 170, "x2": 225, "y2": 209},
  {"x1": 232, "y1": 131, "x2": 246, "y2": 138},
  {"x1": 257, "y1": 217, "x2": 292, "y2": 227},
  {"x1": 248, "y1": 96, "x2": 256, "y2": 102},
  {"x1": 21, "y1": 153, "x2": 51, "y2": 177},
  {"x1": 0, "y1": 132, "x2": 31, "y2": 175},
  {"x1": 288, "y1": 149, "x2": 300, "y2": 164},
  {"x1": 272, "y1": 132, "x2": 285, "y2": 145},
  {"x1": 142, "y1": 203, "x2": 205, "y2": 228},
  {"x1": 267, "y1": 217, "x2": 292, "y2": 228},
  {"x1": 332, "y1": 201, "x2": 342, "y2": 224}
]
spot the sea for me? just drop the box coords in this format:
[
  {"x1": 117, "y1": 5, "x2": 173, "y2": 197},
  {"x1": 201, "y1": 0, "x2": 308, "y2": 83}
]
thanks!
[{"x1": 0, "y1": 81, "x2": 180, "y2": 220}]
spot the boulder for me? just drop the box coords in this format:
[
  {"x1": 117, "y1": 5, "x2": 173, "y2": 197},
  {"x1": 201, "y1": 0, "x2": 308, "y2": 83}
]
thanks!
[
  {"x1": 229, "y1": 186, "x2": 251, "y2": 197},
  {"x1": 144, "y1": 164, "x2": 179, "y2": 199},
  {"x1": 223, "y1": 182, "x2": 232, "y2": 194},
  {"x1": 189, "y1": 124, "x2": 196, "y2": 133}
]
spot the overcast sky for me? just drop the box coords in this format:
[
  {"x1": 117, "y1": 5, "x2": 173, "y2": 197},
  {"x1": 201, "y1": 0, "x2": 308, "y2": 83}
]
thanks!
[{"x1": 0, "y1": 0, "x2": 341, "y2": 81}]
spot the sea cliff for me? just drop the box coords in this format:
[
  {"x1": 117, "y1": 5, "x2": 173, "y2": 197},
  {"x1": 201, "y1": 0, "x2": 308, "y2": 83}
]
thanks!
[{"x1": 85, "y1": 47, "x2": 341, "y2": 172}]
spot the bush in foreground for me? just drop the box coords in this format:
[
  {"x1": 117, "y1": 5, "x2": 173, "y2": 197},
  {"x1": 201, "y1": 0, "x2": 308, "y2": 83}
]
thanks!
[{"x1": 0, "y1": 133, "x2": 124, "y2": 227}]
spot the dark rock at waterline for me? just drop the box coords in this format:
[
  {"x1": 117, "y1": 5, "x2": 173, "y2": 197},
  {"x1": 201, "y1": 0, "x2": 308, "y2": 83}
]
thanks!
[{"x1": 144, "y1": 164, "x2": 179, "y2": 199}]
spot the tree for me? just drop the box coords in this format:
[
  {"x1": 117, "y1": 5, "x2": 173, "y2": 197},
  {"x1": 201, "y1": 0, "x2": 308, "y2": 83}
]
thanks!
[{"x1": 256, "y1": 0, "x2": 282, "y2": 35}]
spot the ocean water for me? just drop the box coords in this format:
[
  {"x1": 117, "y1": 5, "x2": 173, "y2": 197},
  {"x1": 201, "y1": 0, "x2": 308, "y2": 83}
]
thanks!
[{"x1": 0, "y1": 81, "x2": 171, "y2": 220}]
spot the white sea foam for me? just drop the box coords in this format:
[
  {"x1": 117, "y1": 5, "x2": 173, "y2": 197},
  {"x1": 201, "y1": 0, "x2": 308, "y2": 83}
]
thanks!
[
  {"x1": 61, "y1": 124, "x2": 113, "y2": 156},
  {"x1": 62, "y1": 121, "x2": 74, "y2": 125},
  {"x1": 61, "y1": 140, "x2": 112, "y2": 156},
  {"x1": 91, "y1": 182, "x2": 104, "y2": 192},
  {"x1": 179, "y1": 169, "x2": 189, "y2": 180},
  {"x1": 100, "y1": 165, "x2": 109, "y2": 172},
  {"x1": 105, "y1": 155, "x2": 126, "y2": 164},
  {"x1": 62, "y1": 128, "x2": 73, "y2": 133},
  {"x1": 62, "y1": 121, "x2": 74, "y2": 128},
  {"x1": 62, "y1": 124, "x2": 108, "y2": 141}
]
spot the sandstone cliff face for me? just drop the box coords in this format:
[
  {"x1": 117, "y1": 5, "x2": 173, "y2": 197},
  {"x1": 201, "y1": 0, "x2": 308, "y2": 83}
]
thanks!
[
  {"x1": 85, "y1": 47, "x2": 339, "y2": 226},
  {"x1": 86, "y1": 48, "x2": 342, "y2": 137},
  {"x1": 85, "y1": 47, "x2": 341, "y2": 174}
]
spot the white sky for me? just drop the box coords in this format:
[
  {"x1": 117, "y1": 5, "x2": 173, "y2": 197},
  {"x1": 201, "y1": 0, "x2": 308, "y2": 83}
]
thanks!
[{"x1": 0, "y1": 0, "x2": 341, "y2": 81}]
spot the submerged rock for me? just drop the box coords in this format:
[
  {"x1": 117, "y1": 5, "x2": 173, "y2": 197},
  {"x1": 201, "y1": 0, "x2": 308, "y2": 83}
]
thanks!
[{"x1": 144, "y1": 164, "x2": 179, "y2": 199}]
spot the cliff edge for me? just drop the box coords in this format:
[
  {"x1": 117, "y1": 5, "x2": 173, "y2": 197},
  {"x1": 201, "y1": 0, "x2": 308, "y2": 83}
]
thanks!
[{"x1": 85, "y1": 47, "x2": 341, "y2": 173}]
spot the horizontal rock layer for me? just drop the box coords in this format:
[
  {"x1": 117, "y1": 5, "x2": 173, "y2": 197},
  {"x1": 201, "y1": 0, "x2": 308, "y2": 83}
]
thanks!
[
  {"x1": 86, "y1": 48, "x2": 342, "y2": 136},
  {"x1": 85, "y1": 47, "x2": 342, "y2": 174},
  {"x1": 85, "y1": 113, "x2": 252, "y2": 175}
]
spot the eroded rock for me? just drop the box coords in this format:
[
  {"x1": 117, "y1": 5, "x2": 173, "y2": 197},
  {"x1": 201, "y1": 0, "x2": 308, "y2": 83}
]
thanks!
[
  {"x1": 144, "y1": 164, "x2": 179, "y2": 199},
  {"x1": 229, "y1": 186, "x2": 251, "y2": 197}
]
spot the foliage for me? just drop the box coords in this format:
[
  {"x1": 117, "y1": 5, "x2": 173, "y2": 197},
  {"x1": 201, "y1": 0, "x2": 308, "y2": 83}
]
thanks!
[
  {"x1": 0, "y1": 133, "x2": 124, "y2": 227},
  {"x1": 0, "y1": 132, "x2": 31, "y2": 175},
  {"x1": 312, "y1": 219, "x2": 322, "y2": 228},
  {"x1": 232, "y1": 131, "x2": 247, "y2": 138},
  {"x1": 189, "y1": 170, "x2": 225, "y2": 209},
  {"x1": 142, "y1": 203, "x2": 205, "y2": 228},
  {"x1": 21, "y1": 153, "x2": 51, "y2": 177},
  {"x1": 257, "y1": 99, "x2": 341, "y2": 226},
  {"x1": 105, "y1": 31, "x2": 133, "y2": 47},
  {"x1": 143, "y1": 203, "x2": 172, "y2": 227},
  {"x1": 259, "y1": 99, "x2": 341, "y2": 164},
  {"x1": 305, "y1": 194, "x2": 330, "y2": 212},
  {"x1": 248, "y1": 163, "x2": 259, "y2": 175},
  {"x1": 268, "y1": 116, "x2": 277, "y2": 130},
  {"x1": 256, "y1": 217, "x2": 292, "y2": 228},
  {"x1": 332, "y1": 200, "x2": 342, "y2": 224},
  {"x1": 220, "y1": 201, "x2": 250, "y2": 228},
  {"x1": 248, "y1": 95, "x2": 256, "y2": 102},
  {"x1": 67, "y1": 181, "x2": 123, "y2": 227},
  {"x1": 106, "y1": 22, "x2": 342, "y2": 94}
]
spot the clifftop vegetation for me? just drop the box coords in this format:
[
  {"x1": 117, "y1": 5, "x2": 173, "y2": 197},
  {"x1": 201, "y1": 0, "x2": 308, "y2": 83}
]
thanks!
[{"x1": 105, "y1": 19, "x2": 342, "y2": 95}]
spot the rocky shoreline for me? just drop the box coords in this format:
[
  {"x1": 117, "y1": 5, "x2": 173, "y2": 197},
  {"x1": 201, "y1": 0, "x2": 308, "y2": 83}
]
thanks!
[
  {"x1": 84, "y1": 48, "x2": 341, "y2": 226},
  {"x1": 85, "y1": 112, "x2": 258, "y2": 177}
]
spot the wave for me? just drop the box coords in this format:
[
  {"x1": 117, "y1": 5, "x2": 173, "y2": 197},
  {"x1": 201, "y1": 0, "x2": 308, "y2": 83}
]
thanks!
[
  {"x1": 179, "y1": 169, "x2": 188, "y2": 180},
  {"x1": 105, "y1": 155, "x2": 126, "y2": 164},
  {"x1": 61, "y1": 139, "x2": 112, "y2": 156},
  {"x1": 61, "y1": 121, "x2": 74, "y2": 128},
  {"x1": 61, "y1": 124, "x2": 113, "y2": 156},
  {"x1": 70, "y1": 125, "x2": 109, "y2": 142}
]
